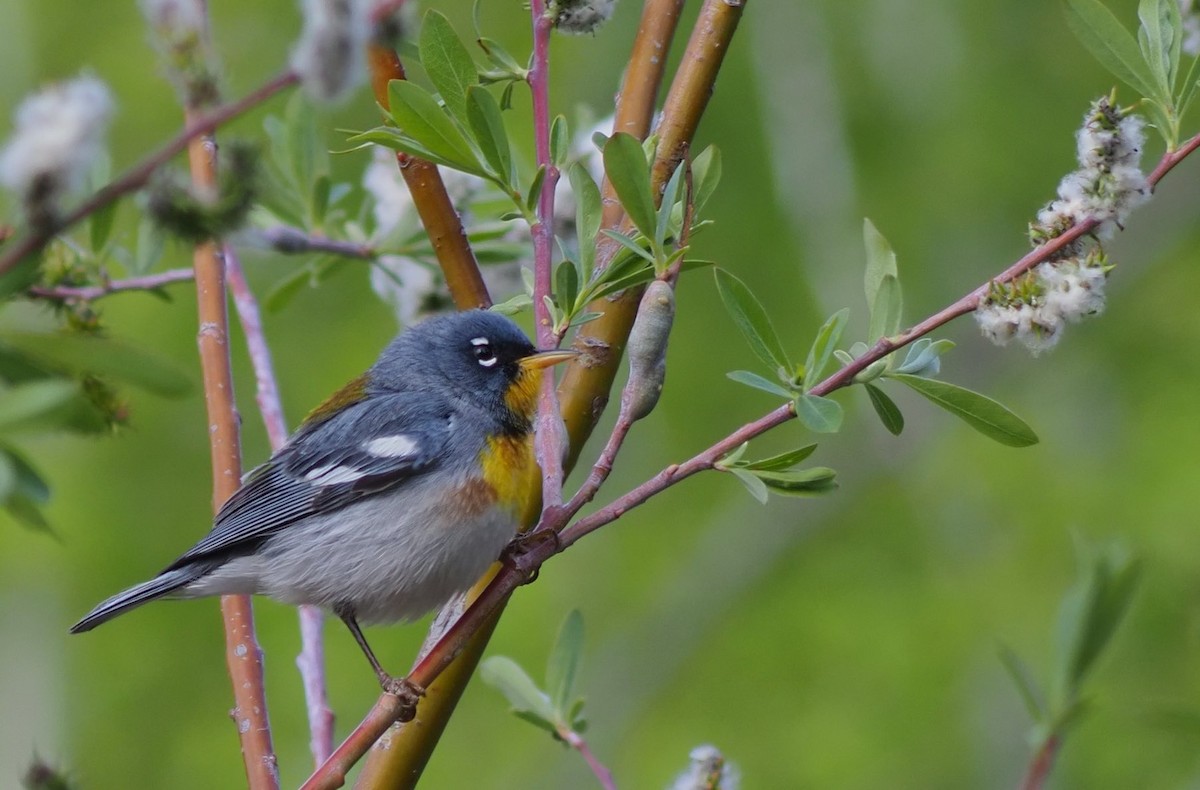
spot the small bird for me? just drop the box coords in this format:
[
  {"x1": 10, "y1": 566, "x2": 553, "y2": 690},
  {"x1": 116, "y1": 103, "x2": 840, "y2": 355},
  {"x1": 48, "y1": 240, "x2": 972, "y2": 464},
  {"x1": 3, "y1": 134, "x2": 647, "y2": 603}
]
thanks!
[{"x1": 71, "y1": 309, "x2": 575, "y2": 693}]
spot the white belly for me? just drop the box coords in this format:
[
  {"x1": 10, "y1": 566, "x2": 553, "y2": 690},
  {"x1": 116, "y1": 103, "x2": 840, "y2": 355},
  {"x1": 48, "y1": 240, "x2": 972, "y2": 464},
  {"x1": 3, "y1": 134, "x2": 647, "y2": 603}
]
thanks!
[{"x1": 183, "y1": 471, "x2": 519, "y2": 623}]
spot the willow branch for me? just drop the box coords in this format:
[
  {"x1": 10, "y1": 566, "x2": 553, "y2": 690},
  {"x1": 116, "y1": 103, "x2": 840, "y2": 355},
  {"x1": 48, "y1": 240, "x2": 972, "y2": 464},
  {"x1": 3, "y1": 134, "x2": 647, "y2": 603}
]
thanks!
[
  {"x1": 256, "y1": 226, "x2": 376, "y2": 259},
  {"x1": 306, "y1": 4, "x2": 732, "y2": 786},
  {"x1": 26, "y1": 268, "x2": 194, "y2": 301},
  {"x1": 527, "y1": 0, "x2": 568, "y2": 510},
  {"x1": 557, "y1": 0, "x2": 746, "y2": 471},
  {"x1": 226, "y1": 244, "x2": 335, "y2": 767},
  {"x1": 1019, "y1": 734, "x2": 1061, "y2": 790},
  {"x1": 0, "y1": 70, "x2": 298, "y2": 278},
  {"x1": 366, "y1": 44, "x2": 492, "y2": 308},
  {"x1": 186, "y1": 131, "x2": 278, "y2": 789}
]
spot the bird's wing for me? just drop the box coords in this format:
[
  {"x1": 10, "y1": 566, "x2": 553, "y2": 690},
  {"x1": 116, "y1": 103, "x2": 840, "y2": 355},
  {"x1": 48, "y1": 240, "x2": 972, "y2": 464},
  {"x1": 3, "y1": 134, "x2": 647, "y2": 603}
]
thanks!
[{"x1": 167, "y1": 393, "x2": 454, "y2": 568}]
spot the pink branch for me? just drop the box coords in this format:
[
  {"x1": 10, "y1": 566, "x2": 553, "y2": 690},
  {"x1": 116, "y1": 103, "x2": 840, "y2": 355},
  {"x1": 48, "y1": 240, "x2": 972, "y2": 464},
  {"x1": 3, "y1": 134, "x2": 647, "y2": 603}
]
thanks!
[
  {"x1": 225, "y1": 244, "x2": 335, "y2": 767},
  {"x1": 0, "y1": 70, "x2": 298, "y2": 277},
  {"x1": 27, "y1": 268, "x2": 195, "y2": 300},
  {"x1": 527, "y1": 1, "x2": 567, "y2": 509},
  {"x1": 1019, "y1": 734, "x2": 1061, "y2": 790},
  {"x1": 560, "y1": 728, "x2": 617, "y2": 790}
]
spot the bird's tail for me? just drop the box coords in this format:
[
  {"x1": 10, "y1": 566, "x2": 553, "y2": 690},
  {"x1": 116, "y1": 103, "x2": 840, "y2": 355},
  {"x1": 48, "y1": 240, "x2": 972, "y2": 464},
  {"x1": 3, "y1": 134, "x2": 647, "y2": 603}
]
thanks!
[{"x1": 70, "y1": 565, "x2": 208, "y2": 633}]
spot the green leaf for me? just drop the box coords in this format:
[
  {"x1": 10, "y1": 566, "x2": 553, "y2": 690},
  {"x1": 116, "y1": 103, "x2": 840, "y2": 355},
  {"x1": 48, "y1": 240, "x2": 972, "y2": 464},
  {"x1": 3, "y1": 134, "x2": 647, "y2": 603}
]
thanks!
[
  {"x1": 490, "y1": 292, "x2": 533, "y2": 316},
  {"x1": 550, "y1": 115, "x2": 570, "y2": 169},
  {"x1": 891, "y1": 374, "x2": 1039, "y2": 447},
  {"x1": 863, "y1": 218, "x2": 898, "y2": 316},
  {"x1": 465, "y1": 86, "x2": 512, "y2": 186},
  {"x1": 0, "y1": 450, "x2": 16, "y2": 502},
  {"x1": 795, "y1": 393, "x2": 843, "y2": 433},
  {"x1": 568, "y1": 163, "x2": 602, "y2": 277},
  {"x1": 998, "y1": 643, "x2": 1047, "y2": 722},
  {"x1": 868, "y1": 275, "x2": 903, "y2": 342},
  {"x1": 1064, "y1": 0, "x2": 1162, "y2": 100},
  {"x1": 864, "y1": 382, "x2": 904, "y2": 435},
  {"x1": 741, "y1": 444, "x2": 818, "y2": 471},
  {"x1": 0, "y1": 380, "x2": 79, "y2": 434},
  {"x1": 2, "y1": 444, "x2": 49, "y2": 503},
  {"x1": 526, "y1": 165, "x2": 547, "y2": 216},
  {"x1": 712, "y1": 269, "x2": 791, "y2": 373},
  {"x1": 728, "y1": 467, "x2": 769, "y2": 504},
  {"x1": 546, "y1": 609, "x2": 584, "y2": 715},
  {"x1": 803, "y1": 308, "x2": 849, "y2": 391},
  {"x1": 479, "y1": 656, "x2": 556, "y2": 723},
  {"x1": 387, "y1": 80, "x2": 480, "y2": 173},
  {"x1": 1137, "y1": 0, "x2": 1175, "y2": 97},
  {"x1": 1052, "y1": 544, "x2": 1140, "y2": 707},
  {"x1": 599, "y1": 229, "x2": 655, "y2": 264},
  {"x1": 555, "y1": 260, "x2": 579, "y2": 312},
  {"x1": 655, "y1": 161, "x2": 686, "y2": 252},
  {"x1": 690, "y1": 145, "x2": 722, "y2": 215},
  {"x1": 602, "y1": 133, "x2": 657, "y2": 240},
  {"x1": 753, "y1": 467, "x2": 838, "y2": 496},
  {"x1": 132, "y1": 217, "x2": 167, "y2": 275},
  {"x1": 726, "y1": 370, "x2": 795, "y2": 399},
  {"x1": 894, "y1": 338, "x2": 955, "y2": 377},
  {"x1": 0, "y1": 333, "x2": 193, "y2": 398},
  {"x1": 419, "y1": 10, "x2": 478, "y2": 124},
  {"x1": 89, "y1": 200, "x2": 119, "y2": 253}
]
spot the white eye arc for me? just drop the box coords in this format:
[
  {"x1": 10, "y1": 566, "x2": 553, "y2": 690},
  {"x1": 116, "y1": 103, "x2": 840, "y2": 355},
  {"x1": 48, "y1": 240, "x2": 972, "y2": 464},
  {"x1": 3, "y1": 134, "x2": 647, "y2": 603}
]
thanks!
[{"x1": 470, "y1": 336, "x2": 498, "y2": 367}]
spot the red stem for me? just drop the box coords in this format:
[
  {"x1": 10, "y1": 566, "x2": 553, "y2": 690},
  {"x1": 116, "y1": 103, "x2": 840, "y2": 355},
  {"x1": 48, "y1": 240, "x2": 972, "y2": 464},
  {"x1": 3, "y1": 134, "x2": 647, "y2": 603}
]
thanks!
[
  {"x1": 27, "y1": 268, "x2": 194, "y2": 300},
  {"x1": 225, "y1": 245, "x2": 335, "y2": 767},
  {"x1": 0, "y1": 70, "x2": 298, "y2": 277},
  {"x1": 1019, "y1": 734, "x2": 1061, "y2": 790},
  {"x1": 561, "y1": 728, "x2": 617, "y2": 790},
  {"x1": 528, "y1": 1, "x2": 567, "y2": 509}
]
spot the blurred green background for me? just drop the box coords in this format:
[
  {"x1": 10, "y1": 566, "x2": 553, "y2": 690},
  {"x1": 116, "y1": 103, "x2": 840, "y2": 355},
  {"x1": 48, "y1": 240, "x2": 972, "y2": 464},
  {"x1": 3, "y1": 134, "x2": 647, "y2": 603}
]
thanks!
[{"x1": 3, "y1": 0, "x2": 1200, "y2": 787}]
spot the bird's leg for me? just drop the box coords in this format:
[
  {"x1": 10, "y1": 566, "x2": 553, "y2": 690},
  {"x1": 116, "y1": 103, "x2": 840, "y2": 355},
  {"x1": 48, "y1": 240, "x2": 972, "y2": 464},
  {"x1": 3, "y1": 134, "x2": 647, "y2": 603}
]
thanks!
[
  {"x1": 502, "y1": 527, "x2": 560, "y2": 583},
  {"x1": 334, "y1": 605, "x2": 425, "y2": 720}
]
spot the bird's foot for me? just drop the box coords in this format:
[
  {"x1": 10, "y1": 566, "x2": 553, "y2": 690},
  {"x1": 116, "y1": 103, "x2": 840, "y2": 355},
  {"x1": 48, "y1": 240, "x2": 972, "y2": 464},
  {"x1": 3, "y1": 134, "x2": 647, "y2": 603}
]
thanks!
[
  {"x1": 503, "y1": 527, "x2": 560, "y2": 583},
  {"x1": 381, "y1": 675, "x2": 426, "y2": 722}
]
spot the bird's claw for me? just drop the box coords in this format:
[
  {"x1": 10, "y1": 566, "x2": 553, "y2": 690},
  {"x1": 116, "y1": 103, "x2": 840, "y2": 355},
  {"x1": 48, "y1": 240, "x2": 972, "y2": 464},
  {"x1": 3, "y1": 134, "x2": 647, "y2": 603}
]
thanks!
[{"x1": 382, "y1": 676, "x2": 426, "y2": 722}]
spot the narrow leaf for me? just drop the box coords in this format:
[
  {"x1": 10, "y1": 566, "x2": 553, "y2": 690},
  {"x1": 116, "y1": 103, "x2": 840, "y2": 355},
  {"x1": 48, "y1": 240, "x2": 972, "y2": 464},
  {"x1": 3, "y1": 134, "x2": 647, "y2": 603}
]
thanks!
[
  {"x1": 465, "y1": 86, "x2": 512, "y2": 186},
  {"x1": 1064, "y1": 0, "x2": 1162, "y2": 100},
  {"x1": 600, "y1": 229, "x2": 655, "y2": 264},
  {"x1": 526, "y1": 165, "x2": 547, "y2": 215},
  {"x1": 691, "y1": 145, "x2": 722, "y2": 215},
  {"x1": 998, "y1": 644, "x2": 1047, "y2": 722},
  {"x1": 1137, "y1": 0, "x2": 1174, "y2": 97},
  {"x1": 568, "y1": 163, "x2": 602, "y2": 277},
  {"x1": 0, "y1": 380, "x2": 79, "y2": 433},
  {"x1": 655, "y1": 161, "x2": 686, "y2": 251},
  {"x1": 387, "y1": 80, "x2": 480, "y2": 173},
  {"x1": 726, "y1": 370, "x2": 795, "y2": 400},
  {"x1": 728, "y1": 467, "x2": 769, "y2": 504},
  {"x1": 754, "y1": 467, "x2": 838, "y2": 496},
  {"x1": 546, "y1": 610, "x2": 584, "y2": 715},
  {"x1": 713, "y1": 269, "x2": 791, "y2": 372},
  {"x1": 803, "y1": 308, "x2": 849, "y2": 391},
  {"x1": 868, "y1": 275, "x2": 903, "y2": 342},
  {"x1": 741, "y1": 444, "x2": 819, "y2": 471},
  {"x1": 90, "y1": 201, "x2": 118, "y2": 253},
  {"x1": 863, "y1": 218, "x2": 898, "y2": 315},
  {"x1": 864, "y1": 382, "x2": 904, "y2": 435},
  {"x1": 550, "y1": 115, "x2": 570, "y2": 169},
  {"x1": 602, "y1": 133, "x2": 657, "y2": 240},
  {"x1": 479, "y1": 656, "x2": 557, "y2": 722},
  {"x1": 555, "y1": 260, "x2": 579, "y2": 311},
  {"x1": 795, "y1": 393, "x2": 844, "y2": 433},
  {"x1": 419, "y1": 10, "x2": 478, "y2": 124},
  {"x1": 891, "y1": 374, "x2": 1039, "y2": 447},
  {"x1": 1, "y1": 333, "x2": 193, "y2": 397}
]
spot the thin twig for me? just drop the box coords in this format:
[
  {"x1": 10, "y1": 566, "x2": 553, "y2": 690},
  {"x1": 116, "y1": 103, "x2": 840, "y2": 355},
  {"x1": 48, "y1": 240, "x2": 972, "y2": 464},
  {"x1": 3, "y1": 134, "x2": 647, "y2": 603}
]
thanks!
[
  {"x1": 26, "y1": 268, "x2": 195, "y2": 301},
  {"x1": 560, "y1": 728, "x2": 617, "y2": 790},
  {"x1": 256, "y1": 225, "x2": 376, "y2": 259},
  {"x1": 527, "y1": 0, "x2": 568, "y2": 510},
  {"x1": 0, "y1": 70, "x2": 299, "y2": 278},
  {"x1": 1019, "y1": 734, "x2": 1061, "y2": 790},
  {"x1": 226, "y1": 244, "x2": 335, "y2": 767},
  {"x1": 188, "y1": 141, "x2": 279, "y2": 790}
]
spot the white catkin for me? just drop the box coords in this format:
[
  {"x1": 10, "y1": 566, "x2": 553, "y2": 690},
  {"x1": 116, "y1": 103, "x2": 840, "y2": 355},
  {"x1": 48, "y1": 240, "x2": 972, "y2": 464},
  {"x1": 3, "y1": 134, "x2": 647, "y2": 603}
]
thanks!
[
  {"x1": 291, "y1": 0, "x2": 371, "y2": 103},
  {"x1": 667, "y1": 745, "x2": 740, "y2": 790},
  {"x1": 0, "y1": 75, "x2": 114, "y2": 223},
  {"x1": 552, "y1": 0, "x2": 618, "y2": 35}
]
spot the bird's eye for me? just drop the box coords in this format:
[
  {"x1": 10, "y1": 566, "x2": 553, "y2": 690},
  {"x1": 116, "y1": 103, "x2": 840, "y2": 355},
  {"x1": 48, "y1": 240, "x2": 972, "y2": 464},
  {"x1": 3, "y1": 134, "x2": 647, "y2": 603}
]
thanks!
[{"x1": 470, "y1": 337, "x2": 498, "y2": 367}]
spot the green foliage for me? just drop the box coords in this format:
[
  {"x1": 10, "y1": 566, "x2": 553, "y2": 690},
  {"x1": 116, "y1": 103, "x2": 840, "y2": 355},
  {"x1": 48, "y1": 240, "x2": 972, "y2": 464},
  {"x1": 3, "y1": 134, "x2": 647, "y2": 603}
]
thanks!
[
  {"x1": 481, "y1": 610, "x2": 589, "y2": 741},
  {"x1": 1000, "y1": 541, "x2": 1140, "y2": 760},
  {"x1": 716, "y1": 441, "x2": 836, "y2": 504},
  {"x1": 889, "y1": 374, "x2": 1040, "y2": 448},
  {"x1": 1065, "y1": 0, "x2": 1200, "y2": 148}
]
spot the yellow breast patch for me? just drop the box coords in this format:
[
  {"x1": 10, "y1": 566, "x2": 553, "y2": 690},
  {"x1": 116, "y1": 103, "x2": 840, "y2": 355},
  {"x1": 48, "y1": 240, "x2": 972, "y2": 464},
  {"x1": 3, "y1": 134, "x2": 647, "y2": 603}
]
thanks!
[{"x1": 480, "y1": 432, "x2": 538, "y2": 519}]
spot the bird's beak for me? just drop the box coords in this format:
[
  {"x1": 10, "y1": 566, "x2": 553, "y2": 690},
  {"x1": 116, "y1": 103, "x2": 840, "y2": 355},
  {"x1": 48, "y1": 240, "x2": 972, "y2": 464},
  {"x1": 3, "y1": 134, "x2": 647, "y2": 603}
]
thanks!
[{"x1": 519, "y1": 348, "x2": 578, "y2": 370}]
